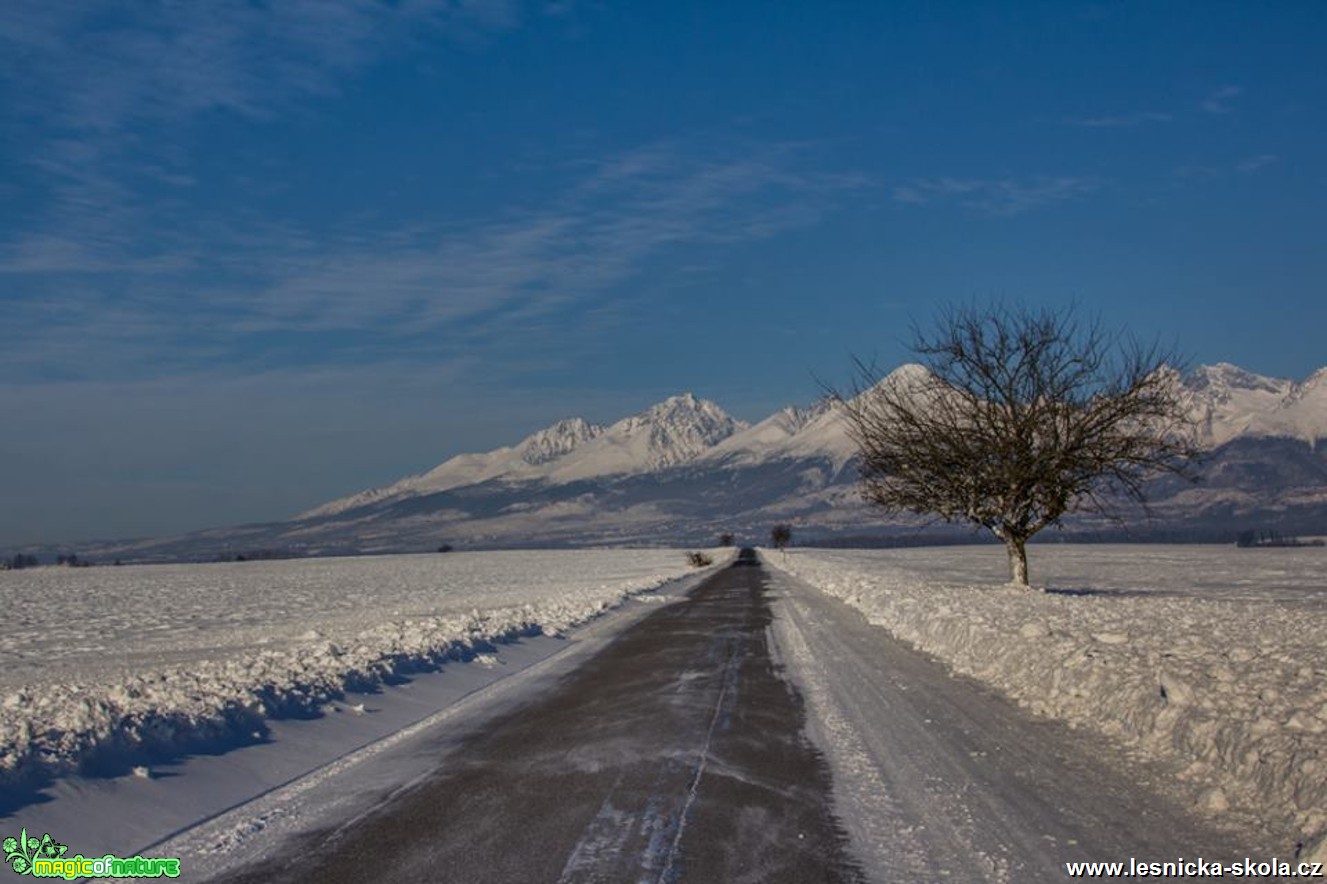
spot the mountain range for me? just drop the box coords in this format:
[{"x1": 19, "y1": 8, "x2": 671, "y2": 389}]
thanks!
[{"x1": 81, "y1": 363, "x2": 1327, "y2": 561}]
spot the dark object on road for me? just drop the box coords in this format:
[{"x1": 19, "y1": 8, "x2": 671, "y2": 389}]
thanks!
[{"x1": 733, "y1": 547, "x2": 759, "y2": 567}]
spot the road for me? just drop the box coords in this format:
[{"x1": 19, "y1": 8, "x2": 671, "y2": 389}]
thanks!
[
  {"x1": 217, "y1": 549, "x2": 862, "y2": 883},
  {"x1": 764, "y1": 563, "x2": 1257, "y2": 882},
  {"x1": 214, "y1": 550, "x2": 1254, "y2": 882}
]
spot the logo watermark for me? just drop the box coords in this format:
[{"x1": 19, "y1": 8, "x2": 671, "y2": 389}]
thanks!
[{"x1": 4, "y1": 828, "x2": 180, "y2": 879}]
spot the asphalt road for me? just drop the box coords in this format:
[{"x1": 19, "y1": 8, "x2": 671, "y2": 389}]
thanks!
[{"x1": 216, "y1": 550, "x2": 863, "y2": 883}]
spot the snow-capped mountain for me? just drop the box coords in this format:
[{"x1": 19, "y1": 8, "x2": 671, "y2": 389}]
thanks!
[
  {"x1": 519, "y1": 417, "x2": 604, "y2": 466},
  {"x1": 1253, "y1": 366, "x2": 1327, "y2": 446},
  {"x1": 701, "y1": 399, "x2": 841, "y2": 466},
  {"x1": 544, "y1": 392, "x2": 746, "y2": 481},
  {"x1": 1180, "y1": 362, "x2": 1323, "y2": 447},
  {"x1": 301, "y1": 394, "x2": 744, "y2": 519},
  {"x1": 76, "y1": 363, "x2": 1327, "y2": 562}
]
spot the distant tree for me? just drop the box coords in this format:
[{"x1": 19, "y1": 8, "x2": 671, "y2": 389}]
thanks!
[
  {"x1": 834, "y1": 302, "x2": 1199, "y2": 587},
  {"x1": 770, "y1": 524, "x2": 792, "y2": 550},
  {"x1": 717, "y1": 532, "x2": 735, "y2": 547}
]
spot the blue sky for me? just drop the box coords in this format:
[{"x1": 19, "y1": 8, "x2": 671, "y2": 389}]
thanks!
[{"x1": 2, "y1": 1, "x2": 1324, "y2": 546}]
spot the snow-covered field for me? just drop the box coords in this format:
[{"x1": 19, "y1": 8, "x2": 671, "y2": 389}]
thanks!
[
  {"x1": 763, "y1": 544, "x2": 1327, "y2": 851},
  {"x1": 0, "y1": 549, "x2": 728, "y2": 791},
  {"x1": 6, "y1": 542, "x2": 1322, "y2": 869}
]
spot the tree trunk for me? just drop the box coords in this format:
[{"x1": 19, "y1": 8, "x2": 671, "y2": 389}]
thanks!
[{"x1": 1005, "y1": 535, "x2": 1030, "y2": 587}]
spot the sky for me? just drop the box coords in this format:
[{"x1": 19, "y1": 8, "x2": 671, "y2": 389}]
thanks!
[{"x1": 2, "y1": 1, "x2": 1325, "y2": 547}]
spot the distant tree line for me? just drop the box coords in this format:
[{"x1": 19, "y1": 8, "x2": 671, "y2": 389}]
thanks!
[
  {"x1": 1236, "y1": 529, "x2": 1324, "y2": 549},
  {"x1": 213, "y1": 548, "x2": 302, "y2": 563},
  {"x1": 3, "y1": 554, "x2": 39, "y2": 570}
]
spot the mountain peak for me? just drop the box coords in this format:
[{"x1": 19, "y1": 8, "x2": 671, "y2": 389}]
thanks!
[
  {"x1": 604, "y1": 393, "x2": 745, "y2": 470},
  {"x1": 644, "y1": 392, "x2": 711, "y2": 416},
  {"x1": 518, "y1": 417, "x2": 603, "y2": 466},
  {"x1": 1186, "y1": 363, "x2": 1289, "y2": 396}
]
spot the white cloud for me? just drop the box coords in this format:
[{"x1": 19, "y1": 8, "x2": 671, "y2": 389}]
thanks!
[
  {"x1": 1, "y1": 1, "x2": 520, "y2": 132},
  {"x1": 0, "y1": 4, "x2": 870, "y2": 387},
  {"x1": 0, "y1": 1, "x2": 524, "y2": 290},
  {"x1": 1067, "y1": 111, "x2": 1172, "y2": 128},
  {"x1": 1201, "y1": 85, "x2": 1243, "y2": 115},
  {"x1": 892, "y1": 175, "x2": 1097, "y2": 216},
  {"x1": 0, "y1": 142, "x2": 866, "y2": 381},
  {"x1": 1237, "y1": 154, "x2": 1278, "y2": 174}
]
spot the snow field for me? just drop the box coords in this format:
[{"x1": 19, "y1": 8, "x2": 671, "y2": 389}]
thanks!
[
  {"x1": 762, "y1": 545, "x2": 1327, "y2": 853},
  {"x1": 0, "y1": 548, "x2": 732, "y2": 791}
]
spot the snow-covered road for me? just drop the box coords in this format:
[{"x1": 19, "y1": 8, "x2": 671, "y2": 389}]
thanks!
[
  {"x1": 763, "y1": 544, "x2": 1326, "y2": 865},
  {"x1": 765, "y1": 564, "x2": 1258, "y2": 882}
]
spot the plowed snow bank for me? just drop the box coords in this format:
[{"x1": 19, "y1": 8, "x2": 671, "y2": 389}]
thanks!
[{"x1": 0, "y1": 549, "x2": 732, "y2": 789}]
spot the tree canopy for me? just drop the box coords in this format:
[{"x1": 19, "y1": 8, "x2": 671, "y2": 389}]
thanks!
[{"x1": 835, "y1": 303, "x2": 1200, "y2": 586}]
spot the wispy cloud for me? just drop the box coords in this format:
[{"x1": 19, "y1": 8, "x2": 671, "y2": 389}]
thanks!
[
  {"x1": 0, "y1": 0, "x2": 525, "y2": 286},
  {"x1": 0, "y1": 4, "x2": 868, "y2": 388},
  {"x1": 892, "y1": 175, "x2": 1097, "y2": 216},
  {"x1": 0, "y1": 142, "x2": 866, "y2": 381},
  {"x1": 1201, "y1": 85, "x2": 1243, "y2": 114},
  {"x1": 1066, "y1": 111, "x2": 1172, "y2": 128},
  {"x1": 1, "y1": 1, "x2": 520, "y2": 132},
  {"x1": 1237, "y1": 154, "x2": 1278, "y2": 173},
  {"x1": 1175, "y1": 153, "x2": 1280, "y2": 181}
]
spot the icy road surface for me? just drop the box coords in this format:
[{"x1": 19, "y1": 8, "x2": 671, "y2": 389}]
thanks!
[
  {"x1": 763, "y1": 544, "x2": 1326, "y2": 859},
  {"x1": 765, "y1": 564, "x2": 1259, "y2": 882}
]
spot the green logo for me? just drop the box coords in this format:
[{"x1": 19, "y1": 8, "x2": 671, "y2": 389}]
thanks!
[
  {"x1": 4, "y1": 829, "x2": 180, "y2": 879},
  {"x1": 4, "y1": 830, "x2": 65, "y2": 875}
]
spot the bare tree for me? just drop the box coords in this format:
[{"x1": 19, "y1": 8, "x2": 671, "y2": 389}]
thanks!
[
  {"x1": 718, "y1": 532, "x2": 735, "y2": 547},
  {"x1": 835, "y1": 303, "x2": 1199, "y2": 587},
  {"x1": 770, "y1": 524, "x2": 793, "y2": 550}
]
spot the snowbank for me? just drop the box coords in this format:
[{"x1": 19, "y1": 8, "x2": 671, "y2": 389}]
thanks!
[
  {"x1": 762, "y1": 545, "x2": 1327, "y2": 848},
  {"x1": 0, "y1": 549, "x2": 731, "y2": 790}
]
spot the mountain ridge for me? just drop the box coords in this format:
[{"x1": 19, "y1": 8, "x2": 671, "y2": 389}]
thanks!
[
  {"x1": 307, "y1": 361, "x2": 1327, "y2": 522},
  {"x1": 299, "y1": 393, "x2": 745, "y2": 519},
  {"x1": 55, "y1": 362, "x2": 1327, "y2": 561}
]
